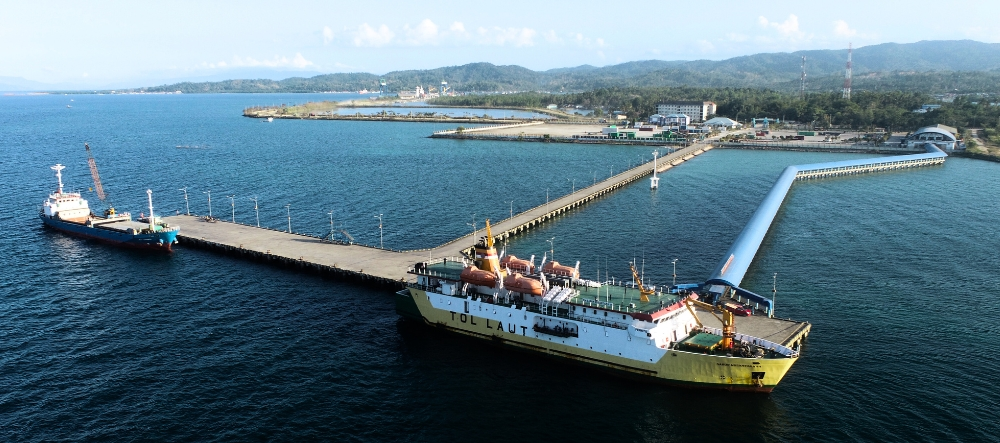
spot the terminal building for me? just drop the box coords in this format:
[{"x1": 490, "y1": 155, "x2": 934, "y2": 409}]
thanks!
[
  {"x1": 902, "y1": 125, "x2": 960, "y2": 151},
  {"x1": 656, "y1": 101, "x2": 717, "y2": 122}
]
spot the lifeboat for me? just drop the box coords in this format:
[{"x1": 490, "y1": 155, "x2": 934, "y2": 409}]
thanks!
[
  {"x1": 500, "y1": 254, "x2": 534, "y2": 273},
  {"x1": 503, "y1": 273, "x2": 543, "y2": 296},
  {"x1": 542, "y1": 260, "x2": 578, "y2": 278},
  {"x1": 460, "y1": 265, "x2": 497, "y2": 287}
]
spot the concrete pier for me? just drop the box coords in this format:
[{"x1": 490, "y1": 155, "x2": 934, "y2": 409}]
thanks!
[{"x1": 163, "y1": 142, "x2": 714, "y2": 285}]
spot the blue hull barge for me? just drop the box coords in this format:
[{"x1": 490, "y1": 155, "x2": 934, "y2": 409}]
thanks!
[{"x1": 41, "y1": 164, "x2": 179, "y2": 251}]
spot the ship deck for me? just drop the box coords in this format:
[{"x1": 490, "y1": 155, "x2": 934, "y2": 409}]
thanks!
[
  {"x1": 415, "y1": 260, "x2": 811, "y2": 349},
  {"x1": 96, "y1": 220, "x2": 154, "y2": 232}
]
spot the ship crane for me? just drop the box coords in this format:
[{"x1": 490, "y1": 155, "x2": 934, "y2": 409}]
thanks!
[
  {"x1": 84, "y1": 143, "x2": 115, "y2": 215},
  {"x1": 629, "y1": 262, "x2": 655, "y2": 302},
  {"x1": 684, "y1": 297, "x2": 736, "y2": 351}
]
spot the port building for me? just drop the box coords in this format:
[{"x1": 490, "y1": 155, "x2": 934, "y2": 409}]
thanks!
[
  {"x1": 902, "y1": 125, "x2": 959, "y2": 151},
  {"x1": 704, "y1": 117, "x2": 741, "y2": 130},
  {"x1": 656, "y1": 101, "x2": 717, "y2": 122}
]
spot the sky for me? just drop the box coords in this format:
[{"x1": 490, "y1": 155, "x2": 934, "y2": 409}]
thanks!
[{"x1": 3, "y1": 0, "x2": 1000, "y2": 88}]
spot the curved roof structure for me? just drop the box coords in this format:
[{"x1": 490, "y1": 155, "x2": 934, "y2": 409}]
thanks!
[
  {"x1": 704, "y1": 144, "x2": 947, "y2": 313},
  {"x1": 704, "y1": 117, "x2": 738, "y2": 126},
  {"x1": 910, "y1": 127, "x2": 956, "y2": 141}
]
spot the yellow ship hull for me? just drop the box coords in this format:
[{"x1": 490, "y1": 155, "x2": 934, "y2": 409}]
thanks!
[{"x1": 402, "y1": 288, "x2": 798, "y2": 392}]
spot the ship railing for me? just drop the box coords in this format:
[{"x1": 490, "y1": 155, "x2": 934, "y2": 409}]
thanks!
[{"x1": 699, "y1": 326, "x2": 799, "y2": 358}]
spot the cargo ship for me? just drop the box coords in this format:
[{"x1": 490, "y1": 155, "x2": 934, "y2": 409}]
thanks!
[
  {"x1": 396, "y1": 220, "x2": 803, "y2": 392},
  {"x1": 40, "y1": 160, "x2": 179, "y2": 251}
]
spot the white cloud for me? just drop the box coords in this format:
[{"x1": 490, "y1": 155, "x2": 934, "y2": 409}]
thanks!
[
  {"x1": 208, "y1": 53, "x2": 314, "y2": 69},
  {"x1": 758, "y1": 14, "x2": 806, "y2": 40},
  {"x1": 353, "y1": 23, "x2": 395, "y2": 47},
  {"x1": 449, "y1": 21, "x2": 466, "y2": 33},
  {"x1": 833, "y1": 20, "x2": 857, "y2": 38},
  {"x1": 323, "y1": 26, "x2": 335, "y2": 44},
  {"x1": 404, "y1": 19, "x2": 439, "y2": 44},
  {"x1": 477, "y1": 26, "x2": 537, "y2": 46},
  {"x1": 544, "y1": 30, "x2": 561, "y2": 44},
  {"x1": 697, "y1": 40, "x2": 715, "y2": 52}
]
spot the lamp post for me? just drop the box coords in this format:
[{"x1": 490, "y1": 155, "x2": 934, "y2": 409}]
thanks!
[
  {"x1": 546, "y1": 237, "x2": 555, "y2": 260},
  {"x1": 374, "y1": 213, "x2": 384, "y2": 248},
  {"x1": 505, "y1": 200, "x2": 513, "y2": 220},
  {"x1": 204, "y1": 190, "x2": 212, "y2": 217},
  {"x1": 248, "y1": 196, "x2": 259, "y2": 227},
  {"x1": 328, "y1": 210, "x2": 335, "y2": 241},
  {"x1": 179, "y1": 187, "x2": 190, "y2": 215},
  {"x1": 285, "y1": 204, "x2": 291, "y2": 233},
  {"x1": 567, "y1": 178, "x2": 575, "y2": 193},
  {"x1": 228, "y1": 195, "x2": 235, "y2": 223},
  {"x1": 467, "y1": 213, "x2": 477, "y2": 240},
  {"x1": 671, "y1": 258, "x2": 678, "y2": 288},
  {"x1": 593, "y1": 170, "x2": 597, "y2": 185},
  {"x1": 546, "y1": 188, "x2": 549, "y2": 213},
  {"x1": 772, "y1": 273, "x2": 778, "y2": 318}
]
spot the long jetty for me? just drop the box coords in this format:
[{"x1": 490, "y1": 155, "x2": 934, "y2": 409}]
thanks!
[{"x1": 163, "y1": 142, "x2": 714, "y2": 285}]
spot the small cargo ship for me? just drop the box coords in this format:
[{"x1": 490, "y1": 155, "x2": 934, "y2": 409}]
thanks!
[
  {"x1": 397, "y1": 220, "x2": 804, "y2": 392},
  {"x1": 40, "y1": 162, "x2": 179, "y2": 250}
]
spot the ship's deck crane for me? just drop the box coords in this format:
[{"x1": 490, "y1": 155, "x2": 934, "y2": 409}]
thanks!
[
  {"x1": 629, "y1": 262, "x2": 655, "y2": 302},
  {"x1": 84, "y1": 143, "x2": 115, "y2": 216},
  {"x1": 684, "y1": 297, "x2": 736, "y2": 350}
]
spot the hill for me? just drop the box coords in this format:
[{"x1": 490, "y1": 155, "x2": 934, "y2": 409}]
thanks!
[{"x1": 137, "y1": 40, "x2": 1000, "y2": 94}]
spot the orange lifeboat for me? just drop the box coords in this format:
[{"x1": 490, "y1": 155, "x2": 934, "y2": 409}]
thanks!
[
  {"x1": 460, "y1": 265, "x2": 497, "y2": 287},
  {"x1": 500, "y1": 255, "x2": 534, "y2": 273},
  {"x1": 542, "y1": 260, "x2": 578, "y2": 278},
  {"x1": 503, "y1": 273, "x2": 544, "y2": 296}
]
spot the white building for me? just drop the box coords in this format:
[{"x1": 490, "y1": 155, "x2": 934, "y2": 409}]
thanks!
[
  {"x1": 704, "y1": 117, "x2": 741, "y2": 130},
  {"x1": 663, "y1": 113, "x2": 690, "y2": 126},
  {"x1": 903, "y1": 126, "x2": 958, "y2": 151},
  {"x1": 656, "y1": 101, "x2": 717, "y2": 122}
]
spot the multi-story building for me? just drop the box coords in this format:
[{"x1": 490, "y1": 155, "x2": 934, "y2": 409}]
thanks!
[{"x1": 655, "y1": 101, "x2": 717, "y2": 122}]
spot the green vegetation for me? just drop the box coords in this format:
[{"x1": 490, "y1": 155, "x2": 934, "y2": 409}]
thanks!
[
  {"x1": 432, "y1": 87, "x2": 1000, "y2": 132},
  {"x1": 127, "y1": 41, "x2": 1000, "y2": 95}
]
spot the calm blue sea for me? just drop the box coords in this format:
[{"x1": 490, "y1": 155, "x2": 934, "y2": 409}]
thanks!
[{"x1": 1, "y1": 93, "x2": 997, "y2": 442}]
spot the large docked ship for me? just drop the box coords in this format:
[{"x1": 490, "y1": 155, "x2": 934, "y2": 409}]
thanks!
[
  {"x1": 396, "y1": 220, "x2": 803, "y2": 392},
  {"x1": 39, "y1": 146, "x2": 179, "y2": 250}
]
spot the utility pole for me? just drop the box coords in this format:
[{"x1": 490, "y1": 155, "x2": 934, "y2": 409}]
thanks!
[
  {"x1": 800, "y1": 55, "x2": 807, "y2": 100},
  {"x1": 842, "y1": 43, "x2": 853, "y2": 100},
  {"x1": 179, "y1": 187, "x2": 189, "y2": 215}
]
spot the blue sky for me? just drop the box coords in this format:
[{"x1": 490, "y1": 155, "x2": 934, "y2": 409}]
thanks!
[{"x1": 3, "y1": 0, "x2": 999, "y2": 88}]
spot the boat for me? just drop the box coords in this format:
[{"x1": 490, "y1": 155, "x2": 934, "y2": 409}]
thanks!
[
  {"x1": 396, "y1": 220, "x2": 804, "y2": 392},
  {"x1": 39, "y1": 146, "x2": 179, "y2": 251}
]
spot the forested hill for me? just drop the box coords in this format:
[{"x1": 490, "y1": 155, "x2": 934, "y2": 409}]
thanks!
[{"x1": 141, "y1": 40, "x2": 1000, "y2": 94}]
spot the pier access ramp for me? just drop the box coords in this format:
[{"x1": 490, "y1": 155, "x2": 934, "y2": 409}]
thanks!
[{"x1": 705, "y1": 144, "x2": 947, "y2": 312}]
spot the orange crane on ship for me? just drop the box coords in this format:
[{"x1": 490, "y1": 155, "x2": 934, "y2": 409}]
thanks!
[{"x1": 629, "y1": 262, "x2": 655, "y2": 302}]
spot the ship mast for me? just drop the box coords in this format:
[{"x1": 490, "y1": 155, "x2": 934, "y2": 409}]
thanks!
[
  {"x1": 51, "y1": 164, "x2": 66, "y2": 194},
  {"x1": 146, "y1": 189, "x2": 155, "y2": 230}
]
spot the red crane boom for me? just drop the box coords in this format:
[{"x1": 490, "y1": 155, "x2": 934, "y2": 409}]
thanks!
[{"x1": 84, "y1": 143, "x2": 107, "y2": 202}]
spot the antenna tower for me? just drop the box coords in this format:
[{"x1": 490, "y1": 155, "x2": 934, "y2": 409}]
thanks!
[
  {"x1": 799, "y1": 56, "x2": 807, "y2": 99},
  {"x1": 842, "y1": 43, "x2": 852, "y2": 100}
]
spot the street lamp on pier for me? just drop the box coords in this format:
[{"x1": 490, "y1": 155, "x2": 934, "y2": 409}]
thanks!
[
  {"x1": 285, "y1": 204, "x2": 292, "y2": 233},
  {"x1": 228, "y1": 195, "x2": 235, "y2": 223},
  {"x1": 179, "y1": 187, "x2": 189, "y2": 215},
  {"x1": 374, "y1": 213, "x2": 384, "y2": 248},
  {"x1": 248, "y1": 196, "x2": 260, "y2": 227},
  {"x1": 204, "y1": 190, "x2": 212, "y2": 217}
]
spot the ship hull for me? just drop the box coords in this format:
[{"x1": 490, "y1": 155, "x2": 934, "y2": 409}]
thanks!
[
  {"x1": 399, "y1": 288, "x2": 797, "y2": 392},
  {"x1": 41, "y1": 215, "x2": 177, "y2": 251}
]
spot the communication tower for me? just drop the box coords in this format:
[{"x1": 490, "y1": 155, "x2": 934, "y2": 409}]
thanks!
[
  {"x1": 800, "y1": 56, "x2": 806, "y2": 99},
  {"x1": 842, "y1": 43, "x2": 852, "y2": 100}
]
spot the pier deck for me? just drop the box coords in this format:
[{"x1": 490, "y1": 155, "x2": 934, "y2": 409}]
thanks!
[{"x1": 163, "y1": 140, "x2": 716, "y2": 284}]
